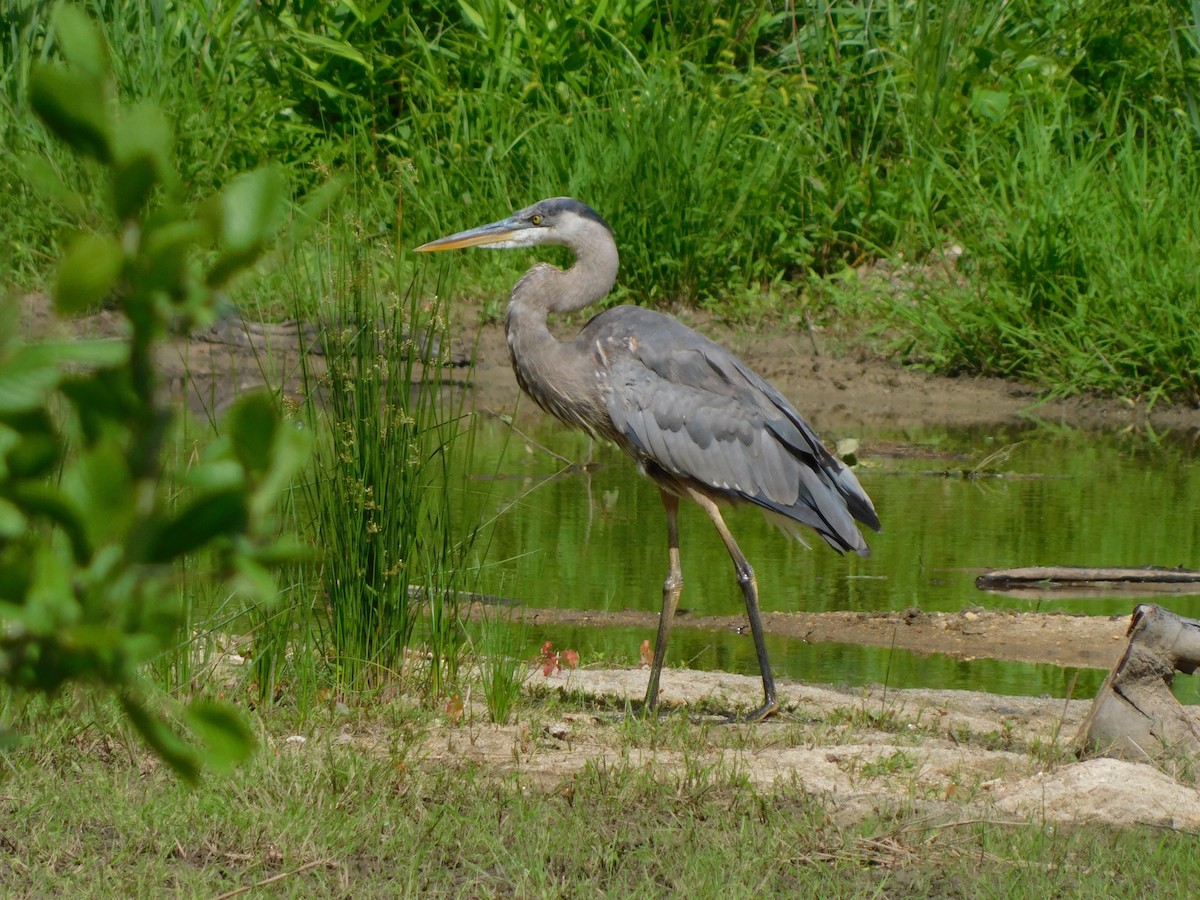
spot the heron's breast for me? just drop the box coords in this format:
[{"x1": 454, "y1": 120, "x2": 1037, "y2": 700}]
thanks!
[{"x1": 506, "y1": 333, "x2": 617, "y2": 443}]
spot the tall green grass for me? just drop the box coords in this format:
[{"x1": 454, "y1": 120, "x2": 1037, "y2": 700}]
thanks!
[
  {"x1": 148, "y1": 213, "x2": 482, "y2": 716},
  {"x1": 896, "y1": 101, "x2": 1200, "y2": 403},
  {"x1": 4, "y1": 1, "x2": 1199, "y2": 394},
  {"x1": 475, "y1": 606, "x2": 527, "y2": 725}
]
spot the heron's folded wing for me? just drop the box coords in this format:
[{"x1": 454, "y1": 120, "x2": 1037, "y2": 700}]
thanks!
[{"x1": 602, "y1": 338, "x2": 874, "y2": 553}]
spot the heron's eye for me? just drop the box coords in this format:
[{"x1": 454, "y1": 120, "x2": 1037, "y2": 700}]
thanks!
[{"x1": 530, "y1": 214, "x2": 543, "y2": 225}]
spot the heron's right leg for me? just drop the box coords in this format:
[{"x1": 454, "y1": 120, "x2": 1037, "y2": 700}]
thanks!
[
  {"x1": 685, "y1": 488, "x2": 779, "y2": 722},
  {"x1": 644, "y1": 489, "x2": 683, "y2": 711}
]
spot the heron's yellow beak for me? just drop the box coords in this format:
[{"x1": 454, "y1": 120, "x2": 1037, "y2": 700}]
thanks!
[{"x1": 414, "y1": 215, "x2": 529, "y2": 252}]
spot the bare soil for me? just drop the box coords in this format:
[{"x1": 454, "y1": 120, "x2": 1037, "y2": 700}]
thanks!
[
  {"x1": 410, "y1": 668, "x2": 1200, "y2": 831},
  {"x1": 459, "y1": 306, "x2": 1200, "y2": 436},
  {"x1": 26, "y1": 293, "x2": 1200, "y2": 826}
]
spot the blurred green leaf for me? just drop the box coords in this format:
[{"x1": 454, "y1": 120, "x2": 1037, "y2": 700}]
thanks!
[
  {"x1": 0, "y1": 347, "x2": 63, "y2": 415},
  {"x1": 0, "y1": 338, "x2": 127, "y2": 422},
  {"x1": 111, "y1": 156, "x2": 159, "y2": 223},
  {"x1": 185, "y1": 700, "x2": 256, "y2": 774},
  {"x1": 204, "y1": 167, "x2": 286, "y2": 286},
  {"x1": 4, "y1": 481, "x2": 90, "y2": 563},
  {"x1": 147, "y1": 490, "x2": 247, "y2": 563},
  {"x1": 50, "y1": 3, "x2": 108, "y2": 79},
  {"x1": 138, "y1": 219, "x2": 207, "y2": 297},
  {"x1": 6, "y1": 433, "x2": 60, "y2": 480},
  {"x1": 250, "y1": 536, "x2": 314, "y2": 567},
  {"x1": 55, "y1": 233, "x2": 124, "y2": 315},
  {"x1": 20, "y1": 153, "x2": 88, "y2": 217},
  {"x1": 29, "y1": 63, "x2": 110, "y2": 163},
  {"x1": 230, "y1": 553, "x2": 279, "y2": 603},
  {"x1": 59, "y1": 442, "x2": 133, "y2": 553},
  {"x1": 291, "y1": 176, "x2": 347, "y2": 245},
  {"x1": 225, "y1": 393, "x2": 279, "y2": 475},
  {"x1": 59, "y1": 368, "x2": 138, "y2": 445},
  {"x1": 35, "y1": 340, "x2": 126, "y2": 369},
  {"x1": 187, "y1": 457, "x2": 245, "y2": 494},
  {"x1": 121, "y1": 694, "x2": 201, "y2": 785},
  {"x1": 249, "y1": 420, "x2": 310, "y2": 522},
  {"x1": 0, "y1": 496, "x2": 27, "y2": 539},
  {"x1": 111, "y1": 102, "x2": 174, "y2": 219},
  {"x1": 0, "y1": 409, "x2": 60, "y2": 478},
  {"x1": 24, "y1": 540, "x2": 80, "y2": 634},
  {"x1": 118, "y1": 632, "x2": 164, "y2": 669}
]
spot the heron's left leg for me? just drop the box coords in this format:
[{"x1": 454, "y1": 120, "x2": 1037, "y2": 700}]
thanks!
[
  {"x1": 644, "y1": 489, "x2": 683, "y2": 711},
  {"x1": 685, "y1": 488, "x2": 779, "y2": 721}
]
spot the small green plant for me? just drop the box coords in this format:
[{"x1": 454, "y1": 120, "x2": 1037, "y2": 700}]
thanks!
[
  {"x1": 476, "y1": 608, "x2": 526, "y2": 725},
  {"x1": 0, "y1": 4, "x2": 320, "y2": 780},
  {"x1": 828, "y1": 703, "x2": 907, "y2": 734},
  {"x1": 980, "y1": 718, "x2": 1022, "y2": 753},
  {"x1": 859, "y1": 749, "x2": 918, "y2": 779}
]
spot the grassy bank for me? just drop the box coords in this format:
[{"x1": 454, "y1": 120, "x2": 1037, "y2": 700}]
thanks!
[
  {"x1": 5, "y1": 692, "x2": 1200, "y2": 897},
  {"x1": 3, "y1": 0, "x2": 1199, "y2": 402}
]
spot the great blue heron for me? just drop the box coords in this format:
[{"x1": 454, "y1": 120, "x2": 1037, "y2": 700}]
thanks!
[{"x1": 416, "y1": 197, "x2": 881, "y2": 720}]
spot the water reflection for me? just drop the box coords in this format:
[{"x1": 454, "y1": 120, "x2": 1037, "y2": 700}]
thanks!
[{"x1": 460, "y1": 419, "x2": 1200, "y2": 702}]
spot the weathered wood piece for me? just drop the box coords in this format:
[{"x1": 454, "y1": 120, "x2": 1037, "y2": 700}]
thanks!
[
  {"x1": 977, "y1": 566, "x2": 1200, "y2": 591},
  {"x1": 1075, "y1": 604, "x2": 1200, "y2": 762}
]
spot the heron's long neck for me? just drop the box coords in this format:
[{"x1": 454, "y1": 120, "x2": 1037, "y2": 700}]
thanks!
[{"x1": 503, "y1": 233, "x2": 618, "y2": 425}]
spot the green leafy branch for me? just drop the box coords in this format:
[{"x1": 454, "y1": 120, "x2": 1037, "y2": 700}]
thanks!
[{"x1": 0, "y1": 4, "x2": 328, "y2": 781}]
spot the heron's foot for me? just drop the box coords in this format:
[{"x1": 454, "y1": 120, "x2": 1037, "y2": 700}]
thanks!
[
  {"x1": 590, "y1": 700, "x2": 670, "y2": 725},
  {"x1": 634, "y1": 704, "x2": 674, "y2": 721},
  {"x1": 641, "y1": 691, "x2": 660, "y2": 718},
  {"x1": 736, "y1": 697, "x2": 780, "y2": 724}
]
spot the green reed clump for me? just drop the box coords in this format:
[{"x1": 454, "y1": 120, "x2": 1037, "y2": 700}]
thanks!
[{"x1": 295, "y1": 218, "x2": 473, "y2": 699}]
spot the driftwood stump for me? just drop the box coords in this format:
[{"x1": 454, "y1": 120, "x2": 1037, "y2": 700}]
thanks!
[{"x1": 1075, "y1": 604, "x2": 1200, "y2": 762}]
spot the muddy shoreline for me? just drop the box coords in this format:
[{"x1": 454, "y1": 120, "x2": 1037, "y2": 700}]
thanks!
[
  {"x1": 456, "y1": 308, "x2": 1200, "y2": 437},
  {"x1": 465, "y1": 602, "x2": 1132, "y2": 672}
]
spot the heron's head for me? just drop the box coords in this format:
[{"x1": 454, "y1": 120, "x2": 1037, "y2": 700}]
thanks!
[{"x1": 414, "y1": 197, "x2": 613, "y2": 254}]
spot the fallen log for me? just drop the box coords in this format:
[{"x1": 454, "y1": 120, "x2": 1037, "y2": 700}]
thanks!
[
  {"x1": 1075, "y1": 604, "x2": 1200, "y2": 763},
  {"x1": 977, "y1": 565, "x2": 1200, "y2": 591}
]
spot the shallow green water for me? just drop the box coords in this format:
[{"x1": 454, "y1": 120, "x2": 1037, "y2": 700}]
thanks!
[{"x1": 459, "y1": 416, "x2": 1200, "y2": 702}]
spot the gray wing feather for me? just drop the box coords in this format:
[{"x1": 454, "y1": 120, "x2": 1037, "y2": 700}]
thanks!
[{"x1": 591, "y1": 307, "x2": 880, "y2": 555}]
